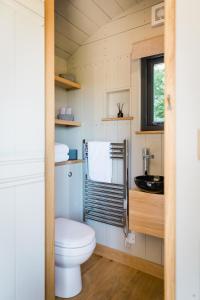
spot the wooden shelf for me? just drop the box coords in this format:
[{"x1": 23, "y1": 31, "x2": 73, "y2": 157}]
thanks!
[
  {"x1": 55, "y1": 119, "x2": 81, "y2": 127},
  {"x1": 55, "y1": 159, "x2": 83, "y2": 167},
  {"x1": 102, "y1": 117, "x2": 134, "y2": 121},
  {"x1": 136, "y1": 130, "x2": 164, "y2": 135},
  {"x1": 55, "y1": 75, "x2": 81, "y2": 90}
]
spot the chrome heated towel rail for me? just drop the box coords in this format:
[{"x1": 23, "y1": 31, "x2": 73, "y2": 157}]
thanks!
[{"x1": 82, "y1": 139, "x2": 129, "y2": 236}]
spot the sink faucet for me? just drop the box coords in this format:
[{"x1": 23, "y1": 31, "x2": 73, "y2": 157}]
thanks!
[{"x1": 142, "y1": 148, "x2": 154, "y2": 175}]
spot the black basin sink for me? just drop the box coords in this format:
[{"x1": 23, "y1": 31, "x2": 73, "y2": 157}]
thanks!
[{"x1": 134, "y1": 175, "x2": 164, "y2": 194}]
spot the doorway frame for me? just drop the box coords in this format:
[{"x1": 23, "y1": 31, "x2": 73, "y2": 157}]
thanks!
[
  {"x1": 44, "y1": 0, "x2": 176, "y2": 299},
  {"x1": 164, "y1": 0, "x2": 176, "y2": 299},
  {"x1": 45, "y1": 1, "x2": 55, "y2": 300}
]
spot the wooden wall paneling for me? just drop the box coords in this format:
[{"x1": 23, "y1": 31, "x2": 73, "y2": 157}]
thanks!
[
  {"x1": 55, "y1": 56, "x2": 67, "y2": 75},
  {"x1": 85, "y1": 0, "x2": 161, "y2": 44},
  {"x1": 55, "y1": 47, "x2": 70, "y2": 60},
  {"x1": 71, "y1": 0, "x2": 110, "y2": 26},
  {"x1": 95, "y1": 243, "x2": 164, "y2": 279},
  {"x1": 55, "y1": 14, "x2": 88, "y2": 44},
  {"x1": 132, "y1": 35, "x2": 164, "y2": 60},
  {"x1": 55, "y1": 32, "x2": 77, "y2": 56},
  {"x1": 116, "y1": 0, "x2": 161, "y2": 15},
  {"x1": 55, "y1": 0, "x2": 98, "y2": 35},
  {"x1": 145, "y1": 134, "x2": 163, "y2": 175},
  {"x1": 164, "y1": 0, "x2": 176, "y2": 299},
  {"x1": 45, "y1": 1, "x2": 55, "y2": 300},
  {"x1": 63, "y1": 1, "x2": 165, "y2": 266},
  {"x1": 94, "y1": 0, "x2": 123, "y2": 18},
  {"x1": 145, "y1": 235, "x2": 163, "y2": 265}
]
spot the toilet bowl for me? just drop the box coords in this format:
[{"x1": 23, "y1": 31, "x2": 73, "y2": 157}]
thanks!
[{"x1": 55, "y1": 218, "x2": 96, "y2": 298}]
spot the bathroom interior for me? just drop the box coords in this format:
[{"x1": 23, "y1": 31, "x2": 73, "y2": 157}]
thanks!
[{"x1": 54, "y1": 0, "x2": 165, "y2": 299}]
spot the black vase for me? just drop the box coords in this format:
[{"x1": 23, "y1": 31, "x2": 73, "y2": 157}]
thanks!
[{"x1": 117, "y1": 111, "x2": 123, "y2": 118}]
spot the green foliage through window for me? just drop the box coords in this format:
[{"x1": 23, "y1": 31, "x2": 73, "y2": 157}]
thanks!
[{"x1": 153, "y1": 63, "x2": 165, "y2": 123}]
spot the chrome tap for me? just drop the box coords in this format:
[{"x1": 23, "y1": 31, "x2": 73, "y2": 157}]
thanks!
[{"x1": 142, "y1": 148, "x2": 154, "y2": 175}]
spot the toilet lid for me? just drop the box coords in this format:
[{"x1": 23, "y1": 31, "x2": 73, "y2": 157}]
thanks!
[{"x1": 55, "y1": 218, "x2": 95, "y2": 248}]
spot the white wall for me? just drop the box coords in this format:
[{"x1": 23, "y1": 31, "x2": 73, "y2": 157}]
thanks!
[
  {"x1": 55, "y1": 56, "x2": 69, "y2": 116},
  {"x1": 0, "y1": 1, "x2": 44, "y2": 299},
  {"x1": 55, "y1": 0, "x2": 164, "y2": 264},
  {"x1": 176, "y1": 0, "x2": 200, "y2": 299}
]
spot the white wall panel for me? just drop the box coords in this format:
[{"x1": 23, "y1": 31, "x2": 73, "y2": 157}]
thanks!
[
  {"x1": 0, "y1": 188, "x2": 15, "y2": 300},
  {"x1": 15, "y1": 182, "x2": 44, "y2": 300},
  {"x1": 176, "y1": 0, "x2": 200, "y2": 298},
  {"x1": 0, "y1": 1, "x2": 44, "y2": 299}
]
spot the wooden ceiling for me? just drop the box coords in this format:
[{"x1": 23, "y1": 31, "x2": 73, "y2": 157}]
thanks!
[{"x1": 55, "y1": 0, "x2": 138, "y2": 60}]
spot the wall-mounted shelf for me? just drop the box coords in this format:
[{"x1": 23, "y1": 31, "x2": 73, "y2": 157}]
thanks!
[
  {"x1": 55, "y1": 75, "x2": 81, "y2": 90},
  {"x1": 55, "y1": 159, "x2": 83, "y2": 167},
  {"x1": 55, "y1": 119, "x2": 81, "y2": 127},
  {"x1": 136, "y1": 130, "x2": 164, "y2": 135},
  {"x1": 102, "y1": 116, "x2": 134, "y2": 121}
]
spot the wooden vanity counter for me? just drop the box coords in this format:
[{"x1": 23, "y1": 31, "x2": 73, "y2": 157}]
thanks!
[{"x1": 129, "y1": 189, "x2": 164, "y2": 239}]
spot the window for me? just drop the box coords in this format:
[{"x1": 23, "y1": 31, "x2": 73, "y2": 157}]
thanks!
[{"x1": 141, "y1": 54, "x2": 165, "y2": 131}]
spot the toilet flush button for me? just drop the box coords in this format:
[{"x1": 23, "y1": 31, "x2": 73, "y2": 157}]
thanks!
[{"x1": 68, "y1": 171, "x2": 72, "y2": 178}]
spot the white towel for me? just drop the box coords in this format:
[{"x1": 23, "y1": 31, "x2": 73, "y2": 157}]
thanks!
[
  {"x1": 55, "y1": 154, "x2": 69, "y2": 163},
  {"x1": 88, "y1": 141, "x2": 112, "y2": 183},
  {"x1": 55, "y1": 143, "x2": 69, "y2": 162},
  {"x1": 55, "y1": 143, "x2": 69, "y2": 154}
]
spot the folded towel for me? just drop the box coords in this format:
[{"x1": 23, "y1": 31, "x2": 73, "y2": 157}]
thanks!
[
  {"x1": 55, "y1": 143, "x2": 69, "y2": 154},
  {"x1": 55, "y1": 153, "x2": 69, "y2": 163},
  {"x1": 55, "y1": 143, "x2": 69, "y2": 162},
  {"x1": 88, "y1": 141, "x2": 112, "y2": 183}
]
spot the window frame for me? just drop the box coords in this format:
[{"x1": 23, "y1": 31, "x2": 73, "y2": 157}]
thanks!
[{"x1": 141, "y1": 54, "x2": 164, "y2": 131}]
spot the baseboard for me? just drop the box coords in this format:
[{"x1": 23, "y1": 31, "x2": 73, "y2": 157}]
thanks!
[{"x1": 94, "y1": 243, "x2": 164, "y2": 280}]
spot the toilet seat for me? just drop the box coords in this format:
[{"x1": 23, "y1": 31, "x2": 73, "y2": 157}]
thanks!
[
  {"x1": 55, "y1": 218, "x2": 95, "y2": 249},
  {"x1": 55, "y1": 238, "x2": 96, "y2": 256}
]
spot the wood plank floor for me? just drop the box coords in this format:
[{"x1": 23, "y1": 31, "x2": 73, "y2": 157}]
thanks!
[{"x1": 56, "y1": 254, "x2": 164, "y2": 300}]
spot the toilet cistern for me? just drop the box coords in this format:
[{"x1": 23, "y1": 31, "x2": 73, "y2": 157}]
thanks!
[{"x1": 142, "y1": 148, "x2": 154, "y2": 175}]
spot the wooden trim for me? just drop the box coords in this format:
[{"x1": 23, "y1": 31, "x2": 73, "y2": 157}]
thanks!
[
  {"x1": 102, "y1": 117, "x2": 134, "y2": 121},
  {"x1": 95, "y1": 243, "x2": 164, "y2": 280},
  {"x1": 55, "y1": 159, "x2": 83, "y2": 166},
  {"x1": 132, "y1": 35, "x2": 164, "y2": 60},
  {"x1": 55, "y1": 119, "x2": 81, "y2": 127},
  {"x1": 136, "y1": 130, "x2": 164, "y2": 135},
  {"x1": 165, "y1": 0, "x2": 176, "y2": 299},
  {"x1": 45, "y1": 1, "x2": 55, "y2": 300},
  {"x1": 55, "y1": 75, "x2": 81, "y2": 90}
]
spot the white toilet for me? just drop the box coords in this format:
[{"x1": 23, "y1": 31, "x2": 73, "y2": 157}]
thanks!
[{"x1": 55, "y1": 218, "x2": 96, "y2": 298}]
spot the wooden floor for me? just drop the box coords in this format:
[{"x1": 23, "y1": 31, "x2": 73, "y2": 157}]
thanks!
[{"x1": 56, "y1": 254, "x2": 164, "y2": 300}]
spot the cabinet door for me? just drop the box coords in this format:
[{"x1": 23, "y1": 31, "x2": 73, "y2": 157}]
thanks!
[
  {"x1": 55, "y1": 164, "x2": 83, "y2": 221},
  {"x1": 0, "y1": 1, "x2": 44, "y2": 300},
  {"x1": 55, "y1": 165, "x2": 70, "y2": 218}
]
